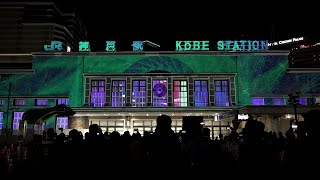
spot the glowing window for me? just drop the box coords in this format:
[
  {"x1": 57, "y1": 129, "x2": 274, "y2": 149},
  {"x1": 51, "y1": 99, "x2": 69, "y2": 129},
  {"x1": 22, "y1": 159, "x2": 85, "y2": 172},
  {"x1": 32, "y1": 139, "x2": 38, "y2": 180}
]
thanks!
[
  {"x1": 153, "y1": 80, "x2": 167, "y2": 107},
  {"x1": 112, "y1": 80, "x2": 126, "y2": 107},
  {"x1": 194, "y1": 80, "x2": 208, "y2": 107},
  {"x1": 173, "y1": 80, "x2": 188, "y2": 107},
  {"x1": 91, "y1": 80, "x2": 105, "y2": 107},
  {"x1": 132, "y1": 80, "x2": 146, "y2": 107}
]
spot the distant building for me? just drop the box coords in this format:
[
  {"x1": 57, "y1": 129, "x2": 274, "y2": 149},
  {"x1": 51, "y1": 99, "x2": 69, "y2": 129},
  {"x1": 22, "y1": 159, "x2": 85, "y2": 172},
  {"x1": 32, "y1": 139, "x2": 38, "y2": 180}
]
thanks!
[
  {"x1": 268, "y1": 36, "x2": 320, "y2": 69},
  {"x1": 0, "y1": 2, "x2": 87, "y2": 53}
]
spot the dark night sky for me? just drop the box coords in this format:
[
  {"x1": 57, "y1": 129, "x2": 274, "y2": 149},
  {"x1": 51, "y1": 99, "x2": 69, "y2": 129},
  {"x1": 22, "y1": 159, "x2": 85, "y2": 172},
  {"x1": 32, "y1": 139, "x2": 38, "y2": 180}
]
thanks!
[{"x1": 53, "y1": 0, "x2": 318, "y2": 51}]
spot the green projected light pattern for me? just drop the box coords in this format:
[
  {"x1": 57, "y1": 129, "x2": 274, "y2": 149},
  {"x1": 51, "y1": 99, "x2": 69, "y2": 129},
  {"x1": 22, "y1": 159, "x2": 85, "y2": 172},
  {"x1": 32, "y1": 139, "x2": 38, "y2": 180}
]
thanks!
[
  {"x1": 1, "y1": 54, "x2": 319, "y2": 104},
  {"x1": 1, "y1": 53, "x2": 320, "y2": 127},
  {"x1": 0, "y1": 56, "x2": 83, "y2": 107}
]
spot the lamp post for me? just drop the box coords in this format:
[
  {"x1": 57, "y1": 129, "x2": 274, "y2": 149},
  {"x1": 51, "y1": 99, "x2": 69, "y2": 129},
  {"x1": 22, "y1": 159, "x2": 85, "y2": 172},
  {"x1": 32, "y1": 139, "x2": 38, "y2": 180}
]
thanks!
[{"x1": 288, "y1": 92, "x2": 300, "y2": 124}]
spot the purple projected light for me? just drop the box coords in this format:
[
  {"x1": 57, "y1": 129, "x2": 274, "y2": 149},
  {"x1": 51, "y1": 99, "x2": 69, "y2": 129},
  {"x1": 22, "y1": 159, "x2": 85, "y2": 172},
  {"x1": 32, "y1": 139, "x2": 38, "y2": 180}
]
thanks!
[
  {"x1": 132, "y1": 80, "x2": 146, "y2": 107},
  {"x1": 112, "y1": 80, "x2": 126, "y2": 107},
  {"x1": 56, "y1": 117, "x2": 68, "y2": 129},
  {"x1": 299, "y1": 98, "x2": 307, "y2": 105},
  {"x1": 91, "y1": 80, "x2": 105, "y2": 107},
  {"x1": 13, "y1": 112, "x2": 24, "y2": 130},
  {"x1": 194, "y1": 80, "x2": 208, "y2": 107},
  {"x1": 154, "y1": 84, "x2": 167, "y2": 97},
  {"x1": 14, "y1": 99, "x2": 26, "y2": 106},
  {"x1": 0, "y1": 112, "x2": 3, "y2": 129},
  {"x1": 252, "y1": 98, "x2": 264, "y2": 105},
  {"x1": 215, "y1": 80, "x2": 230, "y2": 107},
  {"x1": 36, "y1": 99, "x2": 48, "y2": 106},
  {"x1": 272, "y1": 98, "x2": 284, "y2": 105},
  {"x1": 153, "y1": 80, "x2": 167, "y2": 107},
  {"x1": 58, "y1": 99, "x2": 69, "y2": 105}
]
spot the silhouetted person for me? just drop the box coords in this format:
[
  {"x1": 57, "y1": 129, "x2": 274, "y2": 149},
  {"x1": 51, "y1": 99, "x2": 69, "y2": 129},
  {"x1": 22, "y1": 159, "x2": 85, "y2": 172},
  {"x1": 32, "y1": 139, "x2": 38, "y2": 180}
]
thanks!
[
  {"x1": 222, "y1": 131, "x2": 240, "y2": 168},
  {"x1": 239, "y1": 120, "x2": 276, "y2": 172},
  {"x1": 202, "y1": 127, "x2": 211, "y2": 140},
  {"x1": 84, "y1": 124, "x2": 105, "y2": 174},
  {"x1": 291, "y1": 109, "x2": 320, "y2": 174},
  {"x1": 65, "y1": 129, "x2": 84, "y2": 174},
  {"x1": 130, "y1": 133, "x2": 144, "y2": 171},
  {"x1": 149, "y1": 115, "x2": 181, "y2": 179},
  {"x1": 185, "y1": 126, "x2": 215, "y2": 179},
  {"x1": 41, "y1": 128, "x2": 56, "y2": 173},
  {"x1": 277, "y1": 132, "x2": 286, "y2": 150},
  {"x1": 219, "y1": 133, "x2": 224, "y2": 141}
]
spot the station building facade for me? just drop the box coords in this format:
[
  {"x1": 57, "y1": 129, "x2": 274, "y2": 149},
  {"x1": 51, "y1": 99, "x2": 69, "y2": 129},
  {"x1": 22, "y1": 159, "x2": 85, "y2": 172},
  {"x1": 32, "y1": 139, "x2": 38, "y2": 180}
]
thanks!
[{"x1": 1, "y1": 51, "x2": 320, "y2": 140}]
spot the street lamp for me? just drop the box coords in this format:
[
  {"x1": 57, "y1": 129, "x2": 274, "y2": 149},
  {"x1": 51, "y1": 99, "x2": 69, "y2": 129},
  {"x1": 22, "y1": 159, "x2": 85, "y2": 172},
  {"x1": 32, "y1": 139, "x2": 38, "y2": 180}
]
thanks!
[{"x1": 288, "y1": 92, "x2": 300, "y2": 124}]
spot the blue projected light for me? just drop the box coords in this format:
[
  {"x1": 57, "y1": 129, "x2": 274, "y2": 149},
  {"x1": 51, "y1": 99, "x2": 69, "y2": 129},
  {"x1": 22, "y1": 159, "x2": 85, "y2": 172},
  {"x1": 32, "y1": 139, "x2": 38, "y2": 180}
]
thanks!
[
  {"x1": 194, "y1": 80, "x2": 208, "y2": 107},
  {"x1": 132, "y1": 41, "x2": 143, "y2": 51},
  {"x1": 44, "y1": 41, "x2": 62, "y2": 51}
]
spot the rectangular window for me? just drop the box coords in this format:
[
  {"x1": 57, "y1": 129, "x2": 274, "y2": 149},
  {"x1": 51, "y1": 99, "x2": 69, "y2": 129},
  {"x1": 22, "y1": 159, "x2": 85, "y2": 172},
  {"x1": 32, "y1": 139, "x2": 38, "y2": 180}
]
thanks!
[
  {"x1": 35, "y1": 99, "x2": 48, "y2": 106},
  {"x1": 13, "y1": 112, "x2": 24, "y2": 130},
  {"x1": 34, "y1": 123, "x2": 45, "y2": 130},
  {"x1": 284, "y1": 98, "x2": 289, "y2": 105},
  {"x1": 252, "y1": 98, "x2": 265, "y2": 105},
  {"x1": 0, "y1": 112, "x2": 3, "y2": 129},
  {"x1": 0, "y1": 99, "x2": 4, "y2": 106},
  {"x1": 132, "y1": 80, "x2": 146, "y2": 107},
  {"x1": 307, "y1": 98, "x2": 315, "y2": 105},
  {"x1": 194, "y1": 80, "x2": 208, "y2": 107},
  {"x1": 56, "y1": 117, "x2": 68, "y2": 129},
  {"x1": 273, "y1": 98, "x2": 285, "y2": 105},
  {"x1": 153, "y1": 80, "x2": 167, "y2": 107},
  {"x1": 173, "y1": 80, "x2": 188, "y2": 107},
  {"x1": 214, "y1": 80, "x2": 230, "y2": 107},
  {"x1": 112, "y1": 80, "x2": 126, "y2": 107},
  {"x1": 91, "y1": 80, "x2": 105, "y2": 107},
  {"x1": 57, "y1": 99, "x2": 69, "y2": 106},
  {"x1": 299, "y1": 98, "x2": 307, "y2": 105},
  {"x1": 264, "y1": 98, "x2": 273, "y2": 105},
  {"x1": 14, "y1": 99, "x2": 26, "y2": 106}
]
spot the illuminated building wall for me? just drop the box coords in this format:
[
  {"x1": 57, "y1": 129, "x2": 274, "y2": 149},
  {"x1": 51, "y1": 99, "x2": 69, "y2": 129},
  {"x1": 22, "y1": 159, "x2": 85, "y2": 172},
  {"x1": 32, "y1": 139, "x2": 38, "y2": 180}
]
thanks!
[{"x1": 1, "y1": 52, "x2": 320, "y2": 128}]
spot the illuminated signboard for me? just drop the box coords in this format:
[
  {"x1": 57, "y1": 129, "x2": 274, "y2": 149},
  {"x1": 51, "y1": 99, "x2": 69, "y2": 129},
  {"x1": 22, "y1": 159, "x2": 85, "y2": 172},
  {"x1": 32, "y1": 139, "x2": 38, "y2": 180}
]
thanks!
[
  {"x1": 106, "y1": 41, "x2": 116, "y2": 51},
  {"x1": 176, "y1": 41, "x2": 209, "y2": 51},
  {"x1": 218, "y1": 40, "x2": 268, "y2": 51},
  {"x1": 268, "y1": 37, "x2": 304, "y2": 46},
  {"x1": 132, "y1": 41, "x2": 144, "y2": 51},
  {"x1": 238, "y1": 114, "x2": 249, "y2": 120},
  {"x1": 79, "y1": 41, "x2": 90, "y2": 52},
  {"x1": 44, "y1": 41, "x2": 62, "y2": 51},
  {"x1": 176, "y1": 40, "x2": 268, "y2": 51}
]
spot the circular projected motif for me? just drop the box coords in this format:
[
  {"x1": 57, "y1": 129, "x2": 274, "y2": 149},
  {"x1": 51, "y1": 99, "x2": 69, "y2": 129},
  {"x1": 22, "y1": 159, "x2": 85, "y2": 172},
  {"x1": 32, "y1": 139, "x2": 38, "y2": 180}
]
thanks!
[{"x1": 153, "y1": 84, "x2": 167, "y2": 97}]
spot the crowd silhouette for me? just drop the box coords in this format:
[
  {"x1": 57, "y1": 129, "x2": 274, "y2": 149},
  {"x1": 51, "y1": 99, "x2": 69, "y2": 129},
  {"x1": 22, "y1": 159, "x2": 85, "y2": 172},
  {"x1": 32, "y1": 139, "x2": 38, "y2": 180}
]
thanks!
[{"x1": 1, "y1": 110, "x2": 320, "y2": 178}]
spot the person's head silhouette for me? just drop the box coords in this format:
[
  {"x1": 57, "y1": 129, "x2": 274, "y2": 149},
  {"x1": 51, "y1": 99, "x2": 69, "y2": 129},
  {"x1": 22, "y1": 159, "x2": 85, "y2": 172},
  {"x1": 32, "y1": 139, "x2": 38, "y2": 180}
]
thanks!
[
  {"x1": 156, "y1": 114, "x2": 172, "y2": 132},
  {"x1": 242, "y1": 119, "x2": 265, "y2": 141},
  {"x1": 302, "y1": 109, "x2": 320, "y2": 138},
  {"x1": 202, "y1": 127, "x2": 210, "y2": 138},
  {"x1": 89, "y1": 124, "x2": 100, "y2": 135}
]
